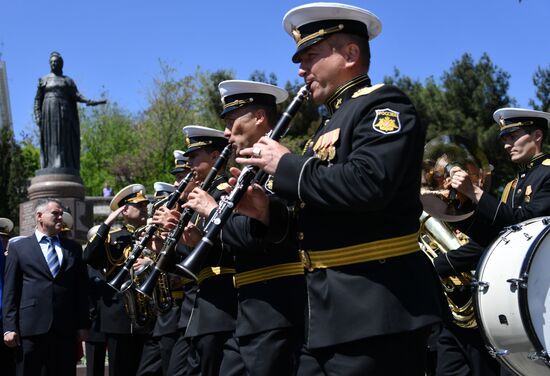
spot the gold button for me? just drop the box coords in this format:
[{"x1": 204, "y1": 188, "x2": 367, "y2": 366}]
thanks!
[{"x1": 298, "y1": 232, "x2": 304, "y2": 240}]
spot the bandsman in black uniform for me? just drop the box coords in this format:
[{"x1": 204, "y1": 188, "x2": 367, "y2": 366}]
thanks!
[
  {"x1": 83, "y1": 184, "x2": 151, "y2": 376},
  {"x1": 171, "y1": 150, "x2": 192, "y2": 184},
  {"x1": 157, "y1": 153, "x2": 201, "y2": 376},
  {"x1": 83, "y1": 225, "x2": 108, "y2": 376},
  {"x1": 236, "y1": 3, "x2": 443, "y2": 374},
  {"x1": 185, "y1": 80, "x2": 306, "y2": 375},
  {"x1": 433, "y1": 108, "x2": 550, "y2": 376},
  {"x1": 154, "y1": 125, "x2": 235, "y2": 376},
  {"x1": 137, "y1": 182, "x2": 188, "y2": 376}
]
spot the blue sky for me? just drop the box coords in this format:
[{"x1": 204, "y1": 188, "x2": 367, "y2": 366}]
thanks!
[{"x1": 1, "y1": 0, "x2": 548, "y2": 140}]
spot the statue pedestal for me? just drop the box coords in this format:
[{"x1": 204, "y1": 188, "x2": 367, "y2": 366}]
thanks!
[{"x1": 19, "y1": 172, "x2": 93, "y2": 243}]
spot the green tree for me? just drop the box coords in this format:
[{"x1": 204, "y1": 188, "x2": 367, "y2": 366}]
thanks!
[
  {"x1": 386, "y1": 53, "x2": 516, "y2": 192},
  {"x1": 194, "y1": 68, "x2": 235, "y2": 130},
  {"x1": 529, "y1": 65, "x2": 550, "y2": 112},
  {"x1": 0, "y1": 125, "x2": 39, "y2": 228},
  {"x1": 279, "y1": 80, "x2": 322, "y2": 154},
  {"x1": 138, "y1": 62, "x2": 199, "y2": 186},
  {"x1": 80, "y1": 100, "x2": 138, "y2": 195}
]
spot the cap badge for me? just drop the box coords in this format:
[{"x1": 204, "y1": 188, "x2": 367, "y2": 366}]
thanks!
[
  {"x1": 373, "y1": 109, "x2": 401, "y2": 134},
  {"x1": 292, "y1": 27, "x2": 301, "y2": 43}
]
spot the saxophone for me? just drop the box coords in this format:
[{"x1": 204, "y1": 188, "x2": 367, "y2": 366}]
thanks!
[
  {"x1": 153, "y1": 271, "x2": 174, "y2": 314},
  {"x1": 419, "y1": 211, "x2": 477, "y2": 328},
  {"x1": 120, "y1": 241, "x2": 156, "y2": 328}
]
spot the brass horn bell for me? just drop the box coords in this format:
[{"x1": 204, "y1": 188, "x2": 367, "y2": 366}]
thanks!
[{"x1": 421, "y1": 135, "x2": 491, "y2": 222}]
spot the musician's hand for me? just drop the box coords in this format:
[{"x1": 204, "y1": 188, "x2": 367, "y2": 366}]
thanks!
[
  {"x1": 4, "y1": 331, "x2": 20, "y2": 348},
  {"x1": 235, "y1": 137, "x2": 290, "y2": 176},
  {"x1": 180, "y1": 223, "x2": 202, "y2": 247},
  {"x1": 147, "y1": 233, "x2": 165, "y2": 253},
  {"x1": 225, "y1": 167, "x2": 270, "y2": 225},
  {"x1": 449, "y1": 166, "x2": 483, "y2": 202},
  {"x1": 181, "y1": 179, "x2": 199, "y2": 202},
  {"x1": 152, "y1": 206, "x2": 180, "y2": 232},
  {"x1": 104, "y1": 205, "x2": 127, "y2": 226},
  {"x1": 184, "y1": 188, "x2": 218, "y2": 218},
  {"x1": 133, "y1": 256, "x2": 153, "y2": 271}
]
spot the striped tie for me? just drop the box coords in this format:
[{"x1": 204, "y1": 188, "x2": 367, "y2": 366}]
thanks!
[{"x1": 45, "y1": 236, "x2": 60, "y2": 277}]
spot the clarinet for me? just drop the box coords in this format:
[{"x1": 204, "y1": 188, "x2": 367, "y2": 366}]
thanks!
[
  {"x1": 175, "y1": 85, "x2": 310, "y2": 280},
  {"x1": 107, "y1": 170, "x2": 195, "y2": 292},
  {"x1": 135, "y1": 143, "x2": 233, "y2": 297}
]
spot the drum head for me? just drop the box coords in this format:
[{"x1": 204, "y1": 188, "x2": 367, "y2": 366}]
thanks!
[{"x1": 525, "y1": 222, "x2": 550, "y2": 356}]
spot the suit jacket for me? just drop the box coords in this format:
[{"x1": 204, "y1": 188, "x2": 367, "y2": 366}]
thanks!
[{"x1": 2, "y1": 234, "x2": 88, "y2": 337}]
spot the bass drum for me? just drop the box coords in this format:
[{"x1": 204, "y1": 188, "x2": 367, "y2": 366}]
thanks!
[{"x1": 474, "y1": 217, "x2": 550, "y2": 375}]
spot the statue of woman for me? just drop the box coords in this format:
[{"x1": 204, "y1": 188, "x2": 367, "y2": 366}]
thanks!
[{"x1": 33, "y1": 51, "x2": 106, "y2": 173}]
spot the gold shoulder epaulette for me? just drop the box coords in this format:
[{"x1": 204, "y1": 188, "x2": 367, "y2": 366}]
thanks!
[
  {"x1": 542, "y1": 159, "x2": 550, "y2": 166},
  {"x1": 217, "y1": 182, "x2": 230, "y2": 191},
  {"x1": 352, "y1": 83, "x2": 384, "y2": 98},
  {"x1": 109, "y1": 227, "x2": 123, "y2": 234}
]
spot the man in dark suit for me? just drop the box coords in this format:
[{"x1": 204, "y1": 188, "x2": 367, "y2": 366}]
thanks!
[{"x1": 2, "y1": 198, "x2": 88, "y2": 376}]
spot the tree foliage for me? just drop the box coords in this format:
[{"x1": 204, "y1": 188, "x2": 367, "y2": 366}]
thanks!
[
  {"x1": 0, "y1": 125, "x2": 39, "y2": 228},
  {"x1": 385, "y1": 53, "x2": 517, "y2": 192},
  {"x1": 8, "y1": 55, "x2": 546, "y2": 206},
  {"x1": 529, "y1": 64, "x2": 550, "y2": 113}
]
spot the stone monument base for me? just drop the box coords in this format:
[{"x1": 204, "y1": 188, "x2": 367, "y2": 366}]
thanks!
[
  {"x1": 19, "y1": 172, "x2": 93, "y2": 244},
  {"x1": 27, "y1": 173, "x2": 86, "y2": 199}
]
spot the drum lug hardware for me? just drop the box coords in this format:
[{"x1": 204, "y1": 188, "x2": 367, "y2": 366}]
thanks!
[
  {"x1": 487, "y1": 346, "x2": 509, "y2": 358},
  {"x1": 527, "y1": 350, "x2": 550, "y2": 364},
  {"x1": 523, "y1": 232, "x2": 532, "y2": 241},
  {"x1": 471, "y1": 279, "x2": 489, "y2": 293},
  {"x1": 509, "y1": 224, "x2": 522, "y2": 232},
  {"x1": 542, "y1": 217, "x2": 550, "y2": 225},
  {"x1": 506, "y1": 273, "x2": 528, "y2": 289}
]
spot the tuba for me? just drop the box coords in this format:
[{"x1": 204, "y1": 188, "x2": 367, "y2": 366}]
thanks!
[
  {"x1": 419, "y1": 135, "x2": 491, "y2": 328},
  {"x1": 419, "y1": 211, "x2": 476, "y2": 328}
]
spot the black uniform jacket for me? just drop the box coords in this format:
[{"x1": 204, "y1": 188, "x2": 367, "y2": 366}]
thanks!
[
  {"x1": 174, "y1": 245, "x2": 197, "y2": 331},
  {"x1": 435, "y1": 153, "x2": 550, "y2": 276},
  {"x1": 83, "y1": 224, "x2": 149, "y2": 334},
  {"x1": 2, "y1": 235, "x2": 88, "y2": 336},
  {"x1": 85, "y1": 265, "x2": 107, "y2": 342},
  {"x1": 272, "y1": 74, "x2": 443, "y2": 349},
  {"x1": 221, "y1": 194, "x2": 306, "y2": 338},
  {"x1": 184, "y1": 176, "x2": 238, "y2": 338}
]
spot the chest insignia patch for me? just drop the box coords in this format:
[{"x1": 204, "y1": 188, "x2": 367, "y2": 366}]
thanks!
[
  {"x1": 264, "y1": 176, "x2": 275, "y2": 194},
  {"x1": 372, "y1": 108, "x2": 401, "y2": 134}
]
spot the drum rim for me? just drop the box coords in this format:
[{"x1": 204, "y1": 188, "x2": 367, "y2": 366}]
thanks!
[
  {"x1": 473, "y1": 232, "x2": 519, "y2": 373},
  {"x1": 518, "y1": 217, "x2": 550, "y2": 358},
  {"x1": 474, "y1": 217, "x2": 550, "y2": 373}
]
